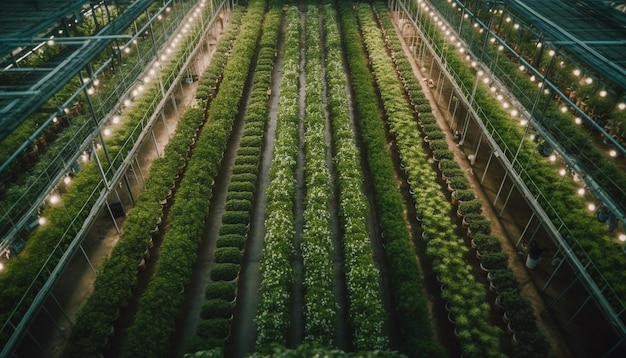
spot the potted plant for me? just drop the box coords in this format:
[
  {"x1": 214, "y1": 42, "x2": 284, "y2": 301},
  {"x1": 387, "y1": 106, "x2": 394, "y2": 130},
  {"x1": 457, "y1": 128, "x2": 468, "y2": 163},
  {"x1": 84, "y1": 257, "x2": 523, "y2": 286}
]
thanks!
[
  {"x1": 488, "y1": 269, "x2": 519, "y2": 293},
  {"x1": 451, "y1": 188, "x2": 474, "y2": 205},
  {"x1": 525, "y1": 241, "x2": 543, "y2": 269},
  {"x1": 467, "y1": 217, "x2": 492, "y2": 237},
  {"x1": 480, "y1": 252, "x2": 509, "y2": 274},
  {"x1": 457, "y1": 198, "x2": 482, "y2": 217},
  {"x1": 475, "y1": 234, "x2": 501, "y2": 259},
  {"x1": 447, "y1": 174, "x2": 470, "y2": 192}
]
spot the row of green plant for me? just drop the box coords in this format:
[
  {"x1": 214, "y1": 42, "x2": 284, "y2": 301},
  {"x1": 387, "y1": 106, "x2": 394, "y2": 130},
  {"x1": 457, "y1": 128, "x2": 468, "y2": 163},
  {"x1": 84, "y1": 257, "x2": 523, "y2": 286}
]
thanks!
[
  {"x1": 403, "y1": 0, "x2": 626, "y2": 308},
  {"x1": 322, "y1": 3, "x2": 387, "y2": 350},
  {"x1": 188, "y1": 5, "x2": 282, "y2": 355},
  {"x1": 357, "y1": 4, "x2": 503, "y2": 356},
  {"x1": 60, "y1": 5, "x2": 246, "y2": 357},
  {"x1": 337, "y1": 1, "x2": 445, "y2": 356},
  {"x1": 373, "y1": 3, "x2": 551, "y2": 356},
  {"x1": 255, "y1": 4, "x2": 301, "y2": 349},
  {"x1": 0, "y1": 1, "x2": 216, "y2": 347},
  {"x1": 301, "y1": 5, "x2": 338, "y2": 346},
  {"x1": 119, "y1": 1, "x2": 265, "y2": 356}
]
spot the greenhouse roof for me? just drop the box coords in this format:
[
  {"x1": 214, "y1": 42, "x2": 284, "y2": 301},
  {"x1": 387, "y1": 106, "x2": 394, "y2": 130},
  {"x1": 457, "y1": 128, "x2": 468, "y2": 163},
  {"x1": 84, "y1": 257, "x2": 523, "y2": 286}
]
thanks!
[
  {"x1": 505, "y1": 0, "x2": 626, "y2": 91},
  {"x1": 0, "y1": 0, "x2": 148, "y2": 143}
]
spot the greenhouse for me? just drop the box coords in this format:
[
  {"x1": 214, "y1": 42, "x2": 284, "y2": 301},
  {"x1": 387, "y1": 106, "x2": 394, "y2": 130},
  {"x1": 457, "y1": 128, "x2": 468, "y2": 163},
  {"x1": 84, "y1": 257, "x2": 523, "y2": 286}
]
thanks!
[{"x1": 0, "y1": 0, "x2": 625, "y2": 357}]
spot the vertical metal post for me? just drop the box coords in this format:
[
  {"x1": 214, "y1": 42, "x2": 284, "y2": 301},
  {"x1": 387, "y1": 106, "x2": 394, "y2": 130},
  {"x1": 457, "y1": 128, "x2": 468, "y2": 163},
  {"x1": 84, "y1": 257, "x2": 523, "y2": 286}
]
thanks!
[
  {"x1": 92, "y1": 141, "x2": 110, "y2": 190},
  {"x1": 481, "y1": 150, "x2": 495, "y2": 183},
  {"x1": 80, "y1": 244, "x2": 97, "y2": 273},
  {"x1": 493, "y1": 171, "x2": 508, "y2": 206},
  {"x1": 516, "y1": 212, "x2": 535, "y2": 247}
]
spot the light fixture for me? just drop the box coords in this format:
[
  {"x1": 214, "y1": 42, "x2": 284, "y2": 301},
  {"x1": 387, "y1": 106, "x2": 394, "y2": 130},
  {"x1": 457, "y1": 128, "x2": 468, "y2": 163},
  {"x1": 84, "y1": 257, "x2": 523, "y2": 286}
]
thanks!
[
  {"x1": 530, "y1": 75, "x2": 536, "y2": 82},
  {"x1": 574, "y1": 117, "x2": 582, "y2": 124},
  {"x1": 549, "y1": 154, "x2": 556, "y2": 162},
  {"x1": 112, "y1": 115, "x2": 120, "y2": 124},
  {"x1": 609, "y1": 149, "x2": 617, "y2": 157},
  {"x1": 103, "y1": 128, "x2": 111, "y2": 137},
  {"x1": 49, "y1": 193, "x2": 61, "y2": 205},
  {"x1": 124, "y1": 98, "x2": 131, "y2": 107},
  {"x1": 559, "y1": 168, "x2": 567, "y2": 176},
  {"x1": 39, "y1": 216, "x2": 47, "y2": 226},
  {"x1": 573, "y1": 69, "x2": 581, "y2": 76},
  {"x1": 577, "y1": 188, "x2": 585, "y2": 196},
  {"x1": 560, "y1": 106, "x2": 568, "y2": 113},
  {"x1": 64, "y1": 175, "x2": 72, "y2": 185},
  {"x1": 548, "y1": 50, "x2": 555, "y2": 57},
  {"x1": 585, "y1": 77, "x2": 593, "y2": 85},
  {"x1": 600, "y1": 90, "x2": 607, "y2": 97},
  {"x1": 618, "y1": 103, "x2": 626, "y2": 110},
  {"x1": 587, "y1": 203, "x2": 596, "y2": 212},
  {"x1": 619, "y1": 234, "x2": 626, "y2": 242},
  {"x1": 519, "y1": 65, "x2": 525, "y2": 71},
  {"x1": 502, "y1": 102, "x2": 510, "y2": 109},
  {"x1": 511, "y1": 109, "x2": 519, "y2": 117},
  {"x1": 519, "y1": 118, "x2": 528, "y2": 126}
]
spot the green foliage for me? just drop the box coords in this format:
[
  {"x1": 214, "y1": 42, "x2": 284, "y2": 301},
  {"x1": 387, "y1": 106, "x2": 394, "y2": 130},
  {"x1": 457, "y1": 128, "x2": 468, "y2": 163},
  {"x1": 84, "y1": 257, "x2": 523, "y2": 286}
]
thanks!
[
  {"x1": 205, "y1": 282, "x2": 237, "y2": 301},
  {"x1": 216, "y1": 234, "x2": 245, "y2": 250},
  {"x1": 200, "y1": 299, "x2": 233, "y2": 319},
  {"x1": 210, "y1": 263, "x2": 239, "y2": 282},
  {"x1": 196, "y1": 318, "x2": 231, "y2": 339},
  {"x1": 214, "y1": 247, "x2": 242, "y2": 264}
]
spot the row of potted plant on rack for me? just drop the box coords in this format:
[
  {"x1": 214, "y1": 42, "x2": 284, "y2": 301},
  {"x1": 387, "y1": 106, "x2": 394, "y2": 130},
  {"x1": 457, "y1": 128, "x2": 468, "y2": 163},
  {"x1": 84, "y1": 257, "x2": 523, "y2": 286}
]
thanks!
[
  {"x1": 195, "y1": 7, "x2": 246, "y2": 106},
  {"x1": 337, "y1": 1, "x2": 445, "y2": 356},
  {"x1": 301, "y1": 6, "x2": 337, "y2": 346},
  {"x1": 0, "y1": 1, "x2": 218, "y2": 348},
  {"x1": 119, "y1": 1, "x2": 265, "y2": 356},
  {"x1": 357, "y1": 4, "x2": 503, "y2": 356},
  {"x1": 60, "y1": 6, "x2": 245, "y2": 358},
  {"x1": 372, "y1": 3, "x2": 551, "y2": 356},
  {"x1": 322, "y1": 4, "x2": 387, "y2": 350},
  {"x1": 187, "y1": 5, "x2": 282, "y2": 355},
  {"x1": 255, "y1": 5, "x2": 301, "y2": 349},
  {"x1": 402, "y1": 0, "x2": 626, "y2": 309}
]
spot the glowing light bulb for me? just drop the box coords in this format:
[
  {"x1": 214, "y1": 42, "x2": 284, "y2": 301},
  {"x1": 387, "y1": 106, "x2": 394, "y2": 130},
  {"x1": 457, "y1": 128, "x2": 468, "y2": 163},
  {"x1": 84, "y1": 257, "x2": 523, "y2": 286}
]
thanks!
[
  {"x1": 577, "y1": 188, "x2": 585, "y2": 196},
  {"x1": 49, "y1": 194, "x2": 60, "y2": 205},
  {"x1": 559, "y1": 168, "x2": 567, "y2": 176},
  {"x1": 549, "y1": 154, "x2": 556, "y2": 162}
]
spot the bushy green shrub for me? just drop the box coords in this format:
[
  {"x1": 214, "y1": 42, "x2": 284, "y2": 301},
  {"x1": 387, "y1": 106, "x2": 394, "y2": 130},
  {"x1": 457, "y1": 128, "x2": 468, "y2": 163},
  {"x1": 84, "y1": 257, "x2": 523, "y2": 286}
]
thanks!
[
  {"x1": 205, "y1": 281, "x2": 236, "y2": 301},
  {"x1": 196, "y1": 318, "x2": 231, "y2": 339},
  {"x1": 210, "y1": 263, "x2": 239, "y2": 282},
  {"x1": 221, "y1": 211, "x2": 249, "y2": 225},
  {"x1": 200, "y1": 299, "x2": 233, "y2": 319},
  {"x1": 216, "y1": 234, "x2": 245, "y2": 250},
  {"x1": 225, "y1": 199, "x2": 252, "y2": 212},
  {"x1": 214, "y1": 247, "x2": 242, "y2": 264}
]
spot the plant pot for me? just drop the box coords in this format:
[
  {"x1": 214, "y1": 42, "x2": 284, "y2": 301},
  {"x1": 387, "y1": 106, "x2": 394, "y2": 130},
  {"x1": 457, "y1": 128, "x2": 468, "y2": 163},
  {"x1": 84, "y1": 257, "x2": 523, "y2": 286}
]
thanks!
[{"x1": 525, "y1": 254, "x2": 541, "y2": 269}]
